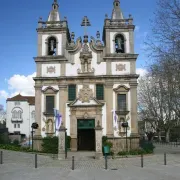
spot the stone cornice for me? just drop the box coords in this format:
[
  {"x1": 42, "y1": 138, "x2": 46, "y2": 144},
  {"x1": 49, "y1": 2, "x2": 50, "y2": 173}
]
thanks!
[
  {"x1": 33, "y1": 74, "x2": 139, "y2": 81},
  {"x1": 129, "y1": 82, "x2": 138, "y2": 87},
  {"x1": 103, "y1": 53, "x2": 138, "y2": 61},
  {"x1": 34, "y1": 56, "x2": 68, "y2": 62},
  {"x1": 58, "y1": 84, "x2": 68, "y2": 89}
]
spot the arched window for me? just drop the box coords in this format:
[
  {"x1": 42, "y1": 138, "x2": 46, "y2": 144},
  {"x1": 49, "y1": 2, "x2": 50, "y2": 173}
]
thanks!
[
  {"x1": 115, "y1": 34, "x2": 125, "y2": 53},
  {"x1": 11, "y1": 108, "x2": 23, "y2": 121},
  {"x1": 48, "y1": 37, "x2": 57, "y2": 56}
]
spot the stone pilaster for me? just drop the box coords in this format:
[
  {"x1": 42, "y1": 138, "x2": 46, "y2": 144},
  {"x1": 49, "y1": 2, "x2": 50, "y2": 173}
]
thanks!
[
  {"x1": 130, "y1": 82, "x2": 138, "y2": 136},
  {"x1": 129, "y1": 30, "x2": 134, "y2": 53},
  {"x1": 61, "y1": 63, "x2": 66, "y2": 76},
  {"x1": 105, "y1": 82, "x2": 113, "y2": 137},
  {"x1": 61, "y1": 33, "x2": 67, "y2": 55},
  {"x1": 95, "y1": 121, "x2": 103, "y2": 159},
  {"x1": 36, "y1": 63, "x2": 42, "y2": 77},
  {"x1": 59, "y1": 84, "x2": 68, "y2": 128},
  {"x1": 33, "y1": 85, "x2": 43, "y2": 151},
  {"x1": 34, "y1": 85, "x2": 42, "y2": 136},
  {"x1": 106, "y1": 61, "x2": 112, "y2": 75},
  {"x1": 37, "y1": 33, "x2": 42, "y2": 56},
  {"x1": 105, "y1": 30, "x2": 110, "y2": 54},
  {"x1": 70, "y1": 112, "x2": 77, "y2": 151},
  {"x1": 58, "y1": 123, "x2": 67, "y2": 160}
]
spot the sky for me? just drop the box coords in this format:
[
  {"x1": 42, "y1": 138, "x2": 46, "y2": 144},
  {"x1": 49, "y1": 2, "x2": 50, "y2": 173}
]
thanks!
[{"x1": 0, "y1": 0, "x2": 157, "y2": 108}]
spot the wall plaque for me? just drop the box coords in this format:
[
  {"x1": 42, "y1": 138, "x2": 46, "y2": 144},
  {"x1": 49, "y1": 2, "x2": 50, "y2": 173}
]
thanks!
[
  {"x1": 116, "y1": 64, "x2": 126, "y2": 71},
  {"x1": 47, "y1": 66, "x2": 56, "y2": 74}
]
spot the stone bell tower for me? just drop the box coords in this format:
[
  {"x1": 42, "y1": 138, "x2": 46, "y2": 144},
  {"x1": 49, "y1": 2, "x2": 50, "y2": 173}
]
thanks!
[
  {"x1": 33, "y1": 0, "x2": 71, "y2": 150},
  {"x1": 102, "y1": 0, "x2": 139, "y2": 137}
]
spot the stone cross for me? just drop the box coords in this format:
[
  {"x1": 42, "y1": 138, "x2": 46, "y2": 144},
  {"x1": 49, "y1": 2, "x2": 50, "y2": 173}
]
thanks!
[{"x1": 81, "y1": 16, "x2": 91, "y2": 35}]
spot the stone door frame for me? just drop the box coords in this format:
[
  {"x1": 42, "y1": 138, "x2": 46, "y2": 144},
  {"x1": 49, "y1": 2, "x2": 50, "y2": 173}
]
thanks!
[{"x1": 69, "y1": 104, "x2": 103, "y2": 151}]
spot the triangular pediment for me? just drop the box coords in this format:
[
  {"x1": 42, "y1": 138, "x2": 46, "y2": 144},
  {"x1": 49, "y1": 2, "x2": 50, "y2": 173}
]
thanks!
[{"x1": 69, "y1": 97, "x2": 103, "y2": 107}]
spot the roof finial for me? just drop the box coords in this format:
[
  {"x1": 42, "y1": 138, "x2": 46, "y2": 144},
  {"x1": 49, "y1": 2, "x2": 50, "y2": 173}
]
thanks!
[
  {"x1": 48, "y1": 0, "x2": 60, "y2": 22},
  {"x1": 112, "y1": 0, "x2": 123, "y2": 19},
  {"x1": 52, "y1": 0, "x2": 59, "y2": 10}
]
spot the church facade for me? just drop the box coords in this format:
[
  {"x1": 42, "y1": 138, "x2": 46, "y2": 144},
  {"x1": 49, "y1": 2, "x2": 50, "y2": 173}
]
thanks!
[{"x1": 34, "y1": 0, "x2": 139, "y2": 152}]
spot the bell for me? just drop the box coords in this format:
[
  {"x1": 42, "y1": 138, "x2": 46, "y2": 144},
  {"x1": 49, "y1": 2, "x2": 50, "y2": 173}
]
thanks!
[
  {"x1": 49, "y1": 40, "x2": 55, "y2": 55},
  {"x1": 115, "y1": 43, "x2": 122, "y2": 53}
]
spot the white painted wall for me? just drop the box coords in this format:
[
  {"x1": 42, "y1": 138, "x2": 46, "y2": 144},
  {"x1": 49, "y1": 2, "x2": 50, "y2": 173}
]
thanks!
[
  {"x1": 111, "y1": 62, "x2": 130, "y2": 75},
  {"x1": 110, "y1": 32, "x2": 130, "y2": 53},
  {"x1": 6, "y1": 101, "x2": 35, "y2": 138},
  {"x1": 42, "y1": 64, "x2": 61, "y2": 77},
  {"x1": 42, "y1": 34, "x2": 62, "y2": 56}
]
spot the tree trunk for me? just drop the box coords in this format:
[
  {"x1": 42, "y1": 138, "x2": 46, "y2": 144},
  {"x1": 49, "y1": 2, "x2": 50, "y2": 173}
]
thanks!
[
  {"x1": 158, "y1": 131, "x2": 162, "y2": 142},
  {"x1": 165, "y1": 129, "x2": 170, "y2": 143}
]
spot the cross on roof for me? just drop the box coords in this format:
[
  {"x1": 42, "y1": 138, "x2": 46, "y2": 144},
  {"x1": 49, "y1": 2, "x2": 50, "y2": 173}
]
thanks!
[{"x1": 81, "y1": 16, "x2": 91, "y2": 35}]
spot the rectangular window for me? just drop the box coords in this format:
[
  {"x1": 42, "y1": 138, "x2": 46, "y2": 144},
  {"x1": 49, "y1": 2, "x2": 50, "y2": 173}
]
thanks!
[
  {"x1": 46, "y1": 96, "x2": 55, "y2": 113},
  {"x1": 96, "y1": 84, "x2": 104, "y2": 100},
  {"x1": 117, "y1": 94, "x2": 126, "y2": 111},
  {"x1": 18, "y1": 124, "x2": 20, "y2": 128},
  {"x1": 14, "y1": 124, "x2": 16, "y2": 128},
  {"x1": 68, "y1": 85, "x2": 76, "y2": 101}
]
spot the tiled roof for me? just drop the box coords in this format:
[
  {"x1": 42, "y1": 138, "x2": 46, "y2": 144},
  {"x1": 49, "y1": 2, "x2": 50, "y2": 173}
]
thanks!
[{"x1": 6, "y1": 94, "x2": 35, "y2": 105}]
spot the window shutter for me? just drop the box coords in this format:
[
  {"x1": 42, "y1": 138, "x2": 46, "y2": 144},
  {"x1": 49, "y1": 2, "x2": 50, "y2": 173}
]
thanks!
[
  {"x1": 68, "y1": 85, "x2": 76, "y2": 101},
  {"x1": 96, "y1": 84, "x2": 104, "y2": 100},
  {"x1": 46, "y1": 96, "x2": 54, "y2": 113}
]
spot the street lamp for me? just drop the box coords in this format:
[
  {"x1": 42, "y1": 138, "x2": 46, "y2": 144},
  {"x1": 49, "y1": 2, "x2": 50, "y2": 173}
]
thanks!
[
  {"x1": 122, "y1": 122, "x2": 129, "y2": 152},
  {"x1": 31, "y1": 122, "x2": 39, "y2": 151}
]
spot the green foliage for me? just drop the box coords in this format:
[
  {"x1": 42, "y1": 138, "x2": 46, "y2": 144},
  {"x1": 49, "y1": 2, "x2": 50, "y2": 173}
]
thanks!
[
  {"x1": 140, "y1": 140, "x2": 155, "y2": 154},
  {"x1": 41, "y1": 136, "x2": 58, "y2": 154},
  {"x1": 13, "y1": 139, "x2": 19, "y2": 146},
  {"x1": 0, "y1": 144, "x2": 33, "y2": 152},
  {"x1": 0, "y1": 134, "x2": 10, "y2": 145},
  {"x1": 0, "y1": 135, "x2": 5, "y2": 144}
]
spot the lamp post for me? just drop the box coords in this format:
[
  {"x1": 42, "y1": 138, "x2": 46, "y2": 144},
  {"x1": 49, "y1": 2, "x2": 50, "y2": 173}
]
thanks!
[
  {"x1": 31, "y1": 122, "x2": 39, "y2": 151},
  {"x1": 122, "y1": 122, "x2": 129, "y2": 152}
]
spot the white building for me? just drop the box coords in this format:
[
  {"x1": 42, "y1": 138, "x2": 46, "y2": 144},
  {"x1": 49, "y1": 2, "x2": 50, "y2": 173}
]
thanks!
[
  {"x1": 6, "y1": 94, "x2": 35, "y2": 139},
  {"x1": 34, "y1": 0, "x2": 139, "y2": 152}
]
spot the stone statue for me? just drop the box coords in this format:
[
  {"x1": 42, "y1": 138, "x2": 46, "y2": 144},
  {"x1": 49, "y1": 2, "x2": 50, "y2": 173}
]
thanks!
[{"x1": 48, "y1": 120, "x2": 53, "y2": 133}]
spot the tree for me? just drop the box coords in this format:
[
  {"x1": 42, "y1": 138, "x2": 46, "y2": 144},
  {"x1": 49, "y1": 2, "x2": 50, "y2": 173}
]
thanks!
[
  {"x1": 138, "y1": 71, "x2": 180, "y2": 142},
  {"x1": 145, "y1": 0, "x2": 180, "y2": 59},
  {"x1": 139, "y1": 0, "x2": 180, "y2": 142}
]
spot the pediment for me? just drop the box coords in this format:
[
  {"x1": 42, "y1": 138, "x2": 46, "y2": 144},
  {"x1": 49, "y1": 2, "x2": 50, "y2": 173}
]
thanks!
[
  {"x1": 42, "y1": 86, "x2": 59, "y2": 94},
  {"x1": 69, "y1": 97, "x2": 103, "y2": 107},
  {"x1": 113, "y1": 85, "x2": 130, "y2": 92}
]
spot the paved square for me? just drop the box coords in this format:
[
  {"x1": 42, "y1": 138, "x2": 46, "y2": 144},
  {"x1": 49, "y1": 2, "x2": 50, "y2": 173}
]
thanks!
[{"x1": 0, "y1": 148, "x2": 180, "y2": 180}]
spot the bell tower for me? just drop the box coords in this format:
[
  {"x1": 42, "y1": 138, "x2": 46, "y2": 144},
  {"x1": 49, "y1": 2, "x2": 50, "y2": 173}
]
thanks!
[
  {"x1": 33, "y1": 0, "x2": 71, "y2": 147},
  {"x1": 102, "y1": 0, "x2": 139, "y2": 137},
  {"x1": 36, "y1": 0, "x2": 70, "y2": 57},
  {"x1": 103, "y1": 0, "x2": 135, "y2": 55}
]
